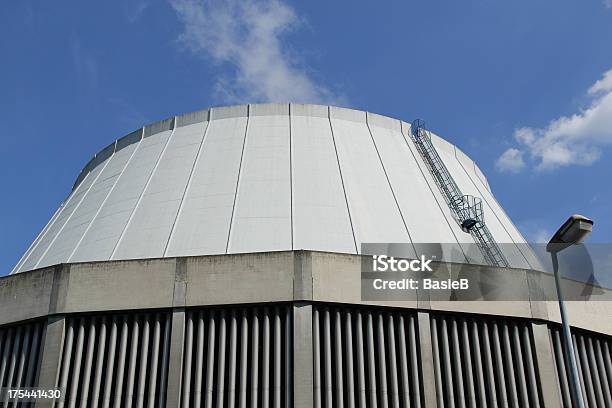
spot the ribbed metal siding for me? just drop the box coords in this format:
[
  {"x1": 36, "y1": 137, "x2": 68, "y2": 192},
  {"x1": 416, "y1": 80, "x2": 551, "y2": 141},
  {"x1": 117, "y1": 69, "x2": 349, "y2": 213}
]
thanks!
[
  {"x1": 430, "y1": 314, "x2": 542, "y2": 408},
  {"x1": 0, "y1": 320, "x2": 45, "y2": 404},
  {"x1": 56, "y1": 312, "x2": 172, "y2": 408},
  {"x1": 313, "y1": 305, "x2": 422, "y2": 408},
  {"x1": 181, "y1": 305, "x2": 292, "y2": 408},
  {"x1": 550, "y1": 326, "x2": 612, "y2": 408}
]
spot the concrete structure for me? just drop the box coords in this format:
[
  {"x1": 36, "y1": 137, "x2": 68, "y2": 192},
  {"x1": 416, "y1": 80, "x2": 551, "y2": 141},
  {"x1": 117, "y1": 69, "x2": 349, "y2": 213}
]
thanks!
[{"x1": 1, "y1": 104, "x2": 610, "y2": 407}]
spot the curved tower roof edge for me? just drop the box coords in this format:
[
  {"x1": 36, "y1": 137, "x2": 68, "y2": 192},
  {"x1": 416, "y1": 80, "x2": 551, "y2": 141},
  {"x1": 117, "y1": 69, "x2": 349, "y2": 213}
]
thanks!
[{"x1": 71, "y1": 103, "x2": 491, "y2": 194}]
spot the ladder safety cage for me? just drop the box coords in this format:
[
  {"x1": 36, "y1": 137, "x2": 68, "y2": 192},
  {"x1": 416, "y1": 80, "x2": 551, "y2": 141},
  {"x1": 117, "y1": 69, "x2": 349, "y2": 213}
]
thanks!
[{"x1": 409, "y1": 119, "x2": 509, "y2": 268}]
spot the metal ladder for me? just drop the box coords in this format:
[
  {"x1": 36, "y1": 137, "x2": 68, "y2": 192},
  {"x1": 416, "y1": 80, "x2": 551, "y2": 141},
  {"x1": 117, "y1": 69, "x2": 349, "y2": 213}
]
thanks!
[{"x1": 409, "y1": 119, "x2": 509, "y2": 267}]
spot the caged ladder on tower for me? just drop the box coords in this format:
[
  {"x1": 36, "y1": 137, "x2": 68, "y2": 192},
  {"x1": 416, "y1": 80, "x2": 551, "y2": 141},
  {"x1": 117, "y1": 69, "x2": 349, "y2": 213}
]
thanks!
[{"x1": 409, "y1": 119, "x2": 509, "y2": 267}]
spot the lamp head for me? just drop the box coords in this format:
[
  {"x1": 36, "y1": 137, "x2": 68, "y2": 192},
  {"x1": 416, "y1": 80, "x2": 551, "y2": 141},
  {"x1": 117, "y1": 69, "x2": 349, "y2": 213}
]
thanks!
[{"x1": 546, "y1": 214, "x2": 593, "y2": 253}]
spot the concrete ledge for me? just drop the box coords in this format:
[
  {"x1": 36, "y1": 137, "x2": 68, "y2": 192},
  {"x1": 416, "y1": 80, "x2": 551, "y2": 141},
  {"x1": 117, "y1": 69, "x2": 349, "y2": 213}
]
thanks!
[{"x1": 1, "y1": 251, "x2": 610, "y2": 337}]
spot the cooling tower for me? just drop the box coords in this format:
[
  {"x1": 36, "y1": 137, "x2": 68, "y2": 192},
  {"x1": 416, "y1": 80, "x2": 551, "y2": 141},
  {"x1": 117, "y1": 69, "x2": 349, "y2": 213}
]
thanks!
[{"x1": 1, "y1": 104, "x2": 610, "y2": 408}]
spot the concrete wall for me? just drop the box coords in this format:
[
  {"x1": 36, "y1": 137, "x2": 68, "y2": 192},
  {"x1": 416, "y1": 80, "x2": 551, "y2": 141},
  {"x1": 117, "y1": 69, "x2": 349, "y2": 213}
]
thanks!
[{"x1": 1, "y1": 251, "x2": 610, "y2": 335}]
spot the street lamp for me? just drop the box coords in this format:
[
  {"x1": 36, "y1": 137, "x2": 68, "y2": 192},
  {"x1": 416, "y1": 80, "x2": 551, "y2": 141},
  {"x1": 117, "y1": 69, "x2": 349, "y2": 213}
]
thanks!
[{"x1": 546, "y1": 214, "x2": 593, "y2": 408}]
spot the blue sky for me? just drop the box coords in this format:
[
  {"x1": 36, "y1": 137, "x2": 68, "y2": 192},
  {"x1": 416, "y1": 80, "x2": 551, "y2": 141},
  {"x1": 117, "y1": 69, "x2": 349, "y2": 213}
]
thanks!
[{"x1": 1, "y1": 0, "x2": 612, "y2": 275}]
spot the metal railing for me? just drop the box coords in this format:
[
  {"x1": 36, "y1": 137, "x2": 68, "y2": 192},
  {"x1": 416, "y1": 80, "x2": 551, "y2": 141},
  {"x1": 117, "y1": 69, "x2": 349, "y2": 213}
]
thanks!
[{"x1": 410, "y1": 120, "x2": 509, "y2": 267}]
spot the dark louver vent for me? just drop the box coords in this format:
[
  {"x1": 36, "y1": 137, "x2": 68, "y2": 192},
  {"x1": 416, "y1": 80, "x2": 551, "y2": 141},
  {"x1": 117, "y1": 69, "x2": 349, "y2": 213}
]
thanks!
[
  {"x1": 0, "y1": 320, "x2": 45, "y2": 403},
  {"x1": 550, "y1": 325, "x2": 612, "y2": 407},
  {"x1": 313, "y1": 305, "x2": 422, "y2": 408},
  {"x1": 430, "y1": 314, "x2": 542, "y2": 407},
  {"x1": 181, "y1": 305, "x2": 292, "y2": 408},
  {"x1": 57, "y1": 312, "x2": 172, "y2": 407}
]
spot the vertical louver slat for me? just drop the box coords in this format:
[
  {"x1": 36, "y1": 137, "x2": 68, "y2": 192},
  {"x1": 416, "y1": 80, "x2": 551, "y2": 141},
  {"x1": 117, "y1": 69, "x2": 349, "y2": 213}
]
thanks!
[
  {"x1": 398, "y1": 315, "x2": 413, "y2": 408},
  {"x1": 0, "y1": 320, "x2": 45, "y2": 405},
  {"x1": 217, "y1": 311, "x2": 227, "y2": 408},
  {"x1": 92, "y1": 317, "x2": 107, "y2": 407},
  {"x1": 205, "y1": 311, "x2": 216, "y2": 408},
  {"x1": 386, "y1": 315, "x2": 400, "y2": 408},
  {"x1": 180, "y1": 305, "x2": 292, "y2": 408},
  {"x1": 228, "y1": 311, "x2": 238, "y2": 408},
  {"x1": 431, "y1": 314, "x2": 544, "y2": 408},
  {"x1": 324, "y1": 309, "x2": 333, "y2": 408},
  {"x1": 80, "y1": 318, "x2": 97, "y2": 408},
  {"x1": 312, "y1": 305, "x2": 422, "y2": 408},
  {"x1": 355, "y1": 312, "x2": 366, "y2": 408},
  {"x1": 335, "y1": 311, "x2": 344, "y2": 408},
  {"x1": 102, "y1": 317, "x2": 118, "y2": 408},
  {"x1": 345, "y1": 312, "x2": 356, "y2": 408},
  {"x1": 55, "y1": 312, "x2": 171, "y2": 408},
  {"x1": 314, "y1": 308, "x2": 322, "y2": 408},
  {"x1": 480, "y1": 321, "x2": 497, "y2": 407},
  {"x1": 549, "y1": 325, "x2": 612, "y2": 408}
]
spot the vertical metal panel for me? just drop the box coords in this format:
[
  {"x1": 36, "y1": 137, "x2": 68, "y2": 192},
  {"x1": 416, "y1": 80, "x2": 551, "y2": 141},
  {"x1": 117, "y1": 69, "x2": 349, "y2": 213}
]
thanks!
[
  {"x1": 501, "y1": 323, "x2": 519, "y2": 408},
  {"x1": 217, "y1": 311, "x2": 227, "y2": 408},
  {"x1": 181, "y1": 305, "x2": 291, "y2": 408},
  {"x1": 334, "y1": 311, "x2": 344, "y2": 408},
  {"x1": 228, "y1": 107, "x2": 292, "y2": 253},
  {"x1": 262, "y1": 310, "x2": 271, "y2": 408},
  {"x1": 205, "y1": 312, "x2": 217, "y2": 408},
  {"x1": 313, "y1": 305, "x2": 422, "y2": 408},
  {"x1": 290, "y1": 104, "x2": 355, "y2": 253},
  {"x1": 113, "y1": 120, "x2": 208, "y2": 259},
  {"x1": 594, "y1": 339, "x2": 612, "y2": 404},
  {"x1": 572, "y1": 333, "x2": 590, "y2": 407},
  {"x1": 431, "y1": 316, "x2": 443, "y2": 408},
  {"x1": 68, "y1": 318, "x2": 85, "y2": 408},
  {"x1": 460, "y1": 320, "x2": 476, "y2": 408},
  {"x1": 450, "y1": 319, "x2": 466, "y2": 408},
  {"x1": 55, "y1": 312, "x2": 171, "y2": 408},
  {"x1": 345, "y1": 312, "x2": 356, "y2": 408},
  {"x1": 585, "y1": 337, "x2": 605, "y2": 408},
  {"x1": 329, "y1": 107, "x2": 412, "y2": 251},
  {"x1": 0, "y1": 320, "x2": 44, "y2": 407},
  {"x1": 431, "y1": 314, "x2": 545, "y2": 408},
  {"x1": 136, "y1": 316, "x2": 150, "y2": 408},
  {"x1": 471, "y1": 321, "x2": 486, "y2": 408},
  {"x1": 324, "y1": 309, "x2": 333, "y2": 408},
  {"x1": 229, "y1": 311, "x2": 238, "y2": 408},
  {"x1": 441, "y1": 318, "x2": 455, "y2": 408},
  {"x1": 148, "y1": 315, "x2": 161, "y2": 408},
  {"x1": 165, "y1": 115, "x2": 247, "y2": 256},
  {"x1": 194, "y1": 311, "x2": 204, "y2": 408},
  {"x1": 102, "y1": 317, "x2": 118, "y2": 408},
  {"x1": 551, "y1": 328, "x2": 571, "y2": 407},
  {"x1": 386, "y1": 315, "x2": 400, "y2": 408},
  {"x1": 511, "y1": 324, "x2": 529, "y2": 408},
  {"x1": 355, "y1": 312, "x2": 366, "y2": 408},
  {"x1": 491, "y1": 322, "x2": 509, "y2": 408},
  {"x1": 274, "y1": 309, "x2": 282, "y2": 408},
  {"x1": 314, "y1": 308, "x2": 322, "y2": 408},
  {"x1": 92, "y1": 317, "x2": 107, "y2": 407},
  {"x1": 366, "y1": 312, "x2": 378, "y2": 408},
  {"x1": 79, "y1": 318, "x2": 96, "y2": 408},
  {"x1": 521, "y1": 324, "x2": 540, "y2": 408},
  {"x1": 377, "y1": 314, "x2": 389, "y2": 408}
]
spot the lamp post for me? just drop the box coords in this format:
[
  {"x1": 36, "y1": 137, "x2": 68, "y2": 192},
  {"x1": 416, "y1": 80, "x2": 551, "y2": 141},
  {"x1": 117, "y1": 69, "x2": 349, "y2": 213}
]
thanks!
[{"x1": 546, "y1": 215, "x2": 593, "y2": 408}]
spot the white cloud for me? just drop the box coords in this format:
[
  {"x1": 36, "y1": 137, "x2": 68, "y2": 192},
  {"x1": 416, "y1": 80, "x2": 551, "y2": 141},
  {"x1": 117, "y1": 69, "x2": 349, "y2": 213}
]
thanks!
[
  {"x1": 604, "y1": 0, "x2": 612, "y2": 9},
  {"x1": 170, "y1": 0, "x2": 341, "y2": 104},
  {"x1": 495, "y1": 148, "x2": 525, "y2": 173},
  {"x1": 498, "y1": 68, "x2": 612, "y2": 171}
]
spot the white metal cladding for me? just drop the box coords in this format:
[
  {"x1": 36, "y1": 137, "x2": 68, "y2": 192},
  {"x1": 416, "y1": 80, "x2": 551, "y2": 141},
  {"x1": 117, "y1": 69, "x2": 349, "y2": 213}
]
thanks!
[
  {"x1": 549, "y1": 326, "x2": 612, "y2": 407},
  {"x1": 180, "y1": 305, "x2": 292, "y2": 408},
  {"x1": 56, "y1": 312, "x2": 172, "y2": 408},
  {"x1": 12, "y1": 103, "x2": 534, "y2": 274},
  {"x1": 313, "y1": 305, "x2": 423, "y2": 408},
  {"x1": 430, "y1": 314, "x2": 542, "y2": 408},
  {"x1": 0, "y1": 320, "x2": 45, "y2": 400}
]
